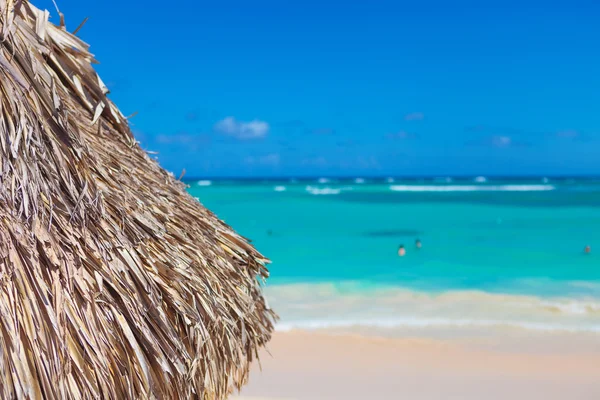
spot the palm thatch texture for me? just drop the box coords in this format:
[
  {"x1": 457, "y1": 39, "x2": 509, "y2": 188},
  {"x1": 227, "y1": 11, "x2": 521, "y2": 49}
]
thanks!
[{"x1": 0, "y1": 1, "x2": 275, "y2": 398}]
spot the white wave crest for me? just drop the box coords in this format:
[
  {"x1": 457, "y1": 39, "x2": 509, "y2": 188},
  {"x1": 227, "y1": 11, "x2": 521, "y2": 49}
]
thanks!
[
  {"x1": 389, "y1": 184, "x2": 556, "y2": 192},
  {"x1": 274, "y1": 186, "x2": 287, "y2": 192},
  {"x1": 275, "y1": 318, "x2": 600, "y2": 333},
  {"x1": 197, "y1": 180, "x2": 212, "y2": 186},
  {"x1": 306, "y1": 186, "x2": 341, "y2": 196},
  {"x1": 266, "y1": 283, "x2": 600, "y2": 336}
]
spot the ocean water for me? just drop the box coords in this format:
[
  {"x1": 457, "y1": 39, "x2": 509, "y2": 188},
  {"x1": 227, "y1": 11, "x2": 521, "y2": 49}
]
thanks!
[{"x1": 187, "y1": 177, "x2": 600, "y2": 334}]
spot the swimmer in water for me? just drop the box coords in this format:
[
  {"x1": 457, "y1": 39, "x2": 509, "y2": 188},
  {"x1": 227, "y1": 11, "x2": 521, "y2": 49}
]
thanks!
[
  {"x1": 415, "y1": 239, "x2": 422, "y2": 249},
  {"x1": 584, "y1": 245, "x2": 591, "y2": 254},
  {"x1": 398, "y1": 245, "x2": 406, "y2": 257}
]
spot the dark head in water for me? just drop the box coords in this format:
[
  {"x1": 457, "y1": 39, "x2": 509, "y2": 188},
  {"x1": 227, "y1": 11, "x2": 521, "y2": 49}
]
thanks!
[
  {"x1": 415, "y1": 238, "x2": 422, "y2": 249},
  {"x1": 584, "y1": 245, "x2": 591, "y2": 254}
]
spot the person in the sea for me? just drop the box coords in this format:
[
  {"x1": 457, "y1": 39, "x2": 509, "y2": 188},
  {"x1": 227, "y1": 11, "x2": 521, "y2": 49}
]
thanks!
[
  {"x1": 415, "y1": 238, "x2": 422, "y2": 249},
  {"x1": 398, "y1": 245, "x2": 406, "y2": 257},
  {"x1": 584, "y1": 245, "x2": 591, "y2": 254}
]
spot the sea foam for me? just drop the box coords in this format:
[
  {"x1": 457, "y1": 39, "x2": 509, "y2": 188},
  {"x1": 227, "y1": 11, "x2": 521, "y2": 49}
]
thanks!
[
  {"x1": 275, "y1": 317, "x2": 600, "y2": 333},
  {"x1": 306, "y1": 186, "x2": 341, "y2": 195},
  {"x1": 266, "y1": 283, "x2": 600, "y2": 335},
  {"x1": 389, "y1": 184, "x2": 556, "y2": 192}
]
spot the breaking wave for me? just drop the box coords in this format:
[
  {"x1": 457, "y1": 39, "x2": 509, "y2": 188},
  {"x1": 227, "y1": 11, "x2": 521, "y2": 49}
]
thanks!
[
  {"x1": 306, "y1": 186, "x2": 342, "y2": 196},
  {"x1": 389, "y1": 184, "x2": 556, "y2": 192},
  {"x1": 266, "y1": 283, "x2": 600, "y2": 335}
]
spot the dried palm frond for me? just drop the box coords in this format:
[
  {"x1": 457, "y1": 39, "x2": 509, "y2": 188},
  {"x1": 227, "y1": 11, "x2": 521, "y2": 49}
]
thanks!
[{"x1": 0, "y1": 1, "x2": 275, "y2": 398}]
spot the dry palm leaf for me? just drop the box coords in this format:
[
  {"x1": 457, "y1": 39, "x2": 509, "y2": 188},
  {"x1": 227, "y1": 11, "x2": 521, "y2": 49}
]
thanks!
[{"x1": 0, "y1": 1, "x2": 275, "y2": 398}]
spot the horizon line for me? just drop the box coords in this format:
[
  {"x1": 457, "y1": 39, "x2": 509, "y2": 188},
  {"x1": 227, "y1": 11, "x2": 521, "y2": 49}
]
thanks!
[{"x1": 181, "y1": 174, "x2": 600, "y2": 181}]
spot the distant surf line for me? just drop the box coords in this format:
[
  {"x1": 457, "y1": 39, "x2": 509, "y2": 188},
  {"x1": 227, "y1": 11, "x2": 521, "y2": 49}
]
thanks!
[
  {"x1": 305, "y1": 186, "x2": 342, "y2": 195},
  {"x1": 275, "y1": 317, "x2": 600, "y2": 333},
  {"x1": 389, "y1": 184, "x2": 556, "y2": 192}
]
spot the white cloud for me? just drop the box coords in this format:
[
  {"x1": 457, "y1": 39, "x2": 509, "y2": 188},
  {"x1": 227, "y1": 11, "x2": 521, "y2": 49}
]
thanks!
[
  {"x1": 357, "y1": 156, "x2": 381, "y2": 170},
  {"x1": 214, "y1": 116, "x2": 269, "y2": 139},
  {"x1": 244, "y1": 153, "x2": 280, "y2": 166},
  {"x1": 491, "y1": 135, "x2": 512, "y2": 147},
  {"x1": 404, "y1": 112, "x2": 425, "y2": 121},
  {"x1": 556, "y1": 129, "x2": 579, "y2": 139},
  {"x1": 386, "y1": 130, "x2": 417, "y2": 140},
  {"x1": 301, "y1": 156, "x2": 328, "y2": 167}
]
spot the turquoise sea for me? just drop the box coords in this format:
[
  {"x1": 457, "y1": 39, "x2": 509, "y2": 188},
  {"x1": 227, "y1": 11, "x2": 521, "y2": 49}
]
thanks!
[{"x1": 188, "y1": 177, "x2": 600, "y2": 334}]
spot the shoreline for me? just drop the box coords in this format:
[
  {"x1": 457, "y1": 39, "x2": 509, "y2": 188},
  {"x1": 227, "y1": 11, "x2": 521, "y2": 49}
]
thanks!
[
  {"x1": 265, "y1": 282, "x2": 600, "y2": 336},
  {"x1": 233, "y1": 330, "x2": 600, "y2": 400}
]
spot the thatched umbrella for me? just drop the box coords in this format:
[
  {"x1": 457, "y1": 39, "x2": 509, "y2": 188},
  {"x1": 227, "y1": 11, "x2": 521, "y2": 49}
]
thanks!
[{"x1": 0, "y1": 1, "x2": 275, "y2": 398}]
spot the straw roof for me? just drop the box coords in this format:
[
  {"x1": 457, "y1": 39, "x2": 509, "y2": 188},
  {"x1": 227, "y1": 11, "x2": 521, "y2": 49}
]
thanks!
[{"x1": 0, "y1": 1, "x2": 275, "y2": 398}]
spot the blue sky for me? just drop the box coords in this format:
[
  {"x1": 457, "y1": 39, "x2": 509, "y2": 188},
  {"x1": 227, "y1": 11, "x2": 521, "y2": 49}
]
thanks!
[{"x1": 37, "y1": 0, "x2": 600, "y2": 177}]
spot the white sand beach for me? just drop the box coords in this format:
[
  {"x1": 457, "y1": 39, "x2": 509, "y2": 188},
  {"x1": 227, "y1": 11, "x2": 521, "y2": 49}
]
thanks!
[{"x1": 233, "y1": 330, "x2": 600, "y2": 400}]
